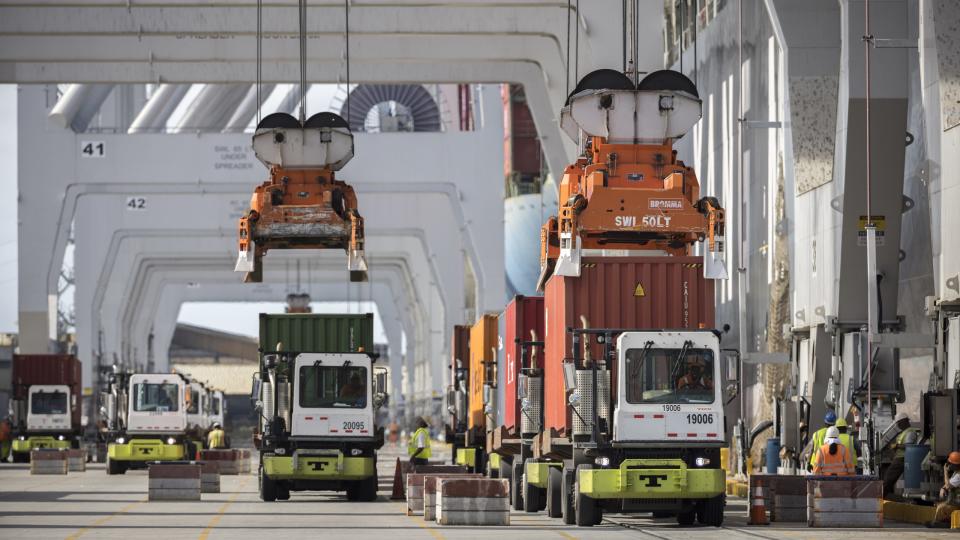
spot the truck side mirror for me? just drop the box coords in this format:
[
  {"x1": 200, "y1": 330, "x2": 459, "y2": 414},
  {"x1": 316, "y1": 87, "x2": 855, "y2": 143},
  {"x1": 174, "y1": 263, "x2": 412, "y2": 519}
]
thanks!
[
  {"x1": 562, "y1": 363, "x2": 576, "y2": 393},
  {"x1": 721, "y1": 349, "x2": 741, "y2": 405}
]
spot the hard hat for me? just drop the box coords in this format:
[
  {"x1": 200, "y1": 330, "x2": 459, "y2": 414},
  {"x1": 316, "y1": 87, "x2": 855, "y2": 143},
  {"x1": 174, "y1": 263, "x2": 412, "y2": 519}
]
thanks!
[
  {"x1": 949, "y1": 451, "x2": 960, "y2": 466},
  {"x1": 824, "y1": 411, "x2": 837, "y2": 425},
  {"x1": 835, "y1": 418, "x2": 848, "y2": 428},
  {"x1": 212, "y1": 422, "x2": 221, "y2": 429},
  {"x1": 895, "y1": 412, "x2": 909, "y2": 423},
  {"x1": 903, "y1": 430, "x2": 920, "y2": 445},
  {"x1": 825, "y1": 426, "x2": 840, "y2": 439},
  {"x1": 951, "y1": 473, "x2": 960, "y2": 489}
]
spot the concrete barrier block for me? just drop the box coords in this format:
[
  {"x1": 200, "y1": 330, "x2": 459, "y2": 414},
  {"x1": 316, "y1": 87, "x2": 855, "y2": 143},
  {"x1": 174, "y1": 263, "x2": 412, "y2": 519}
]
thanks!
[
  {"x1": 148, "y1": 463, "x2": 202, "y2": 501},
  {"x1": 436, "y1": 478, "x2": 510, "y2": 526},
  {"x1": 807, "y1": 477, "x2": 883, "y2": 528},
  {"x1": 66, "y1": 449, "x2": 87, "y2": 472},
  {"x1": 200, "y1": 461, "x2": 220, "y2": 493},
  {"x1": 422, "y1": 474, "x2": 483, "y2": 521}
]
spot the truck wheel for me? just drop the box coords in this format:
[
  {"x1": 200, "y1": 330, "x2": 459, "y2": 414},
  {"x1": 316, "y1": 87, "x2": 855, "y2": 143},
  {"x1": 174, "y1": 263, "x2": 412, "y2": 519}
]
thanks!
[
  {"x1": 276, "y1": 482, "x2": 291, "y2": 501},
  {"x1": 106, "y1": 457, "x2": 125, "y2": 475},
  {"x1": 523, "y1": 471, "x2": 541, "y2": 513},
  {"x1": 677, "y1": 509, "x2": 696, "y2": 526},
  {"x1": 488, "y1": 460, "x2": 499, "y2": 479},
  {"x1": 546, "y1": 466, "x2": 563, "y2": 518},
  {"x1": 475, "y1": 450, "x2": 487, "y2": 475},
  {"x1": 511, "y1": 461, "x2": 525, "y2": 510},
  {"x1": 561, "y1": 467, "x2": 576, "y2": 525},
  {"x1": 696, "y1": 494, "x2": 724, "y2": 526},
  {"x1": 259, "y1": 466, "x2": 277, "y2": 502},
  {"x1": 355, "y1": 473, "x2": 379, "y2": 502},
  {"x1": 574, "y1": 465, "x2": 597, "y2": 527},
  {"x1": 12, "y1": 452, "x2": 29, "y2": 464}
]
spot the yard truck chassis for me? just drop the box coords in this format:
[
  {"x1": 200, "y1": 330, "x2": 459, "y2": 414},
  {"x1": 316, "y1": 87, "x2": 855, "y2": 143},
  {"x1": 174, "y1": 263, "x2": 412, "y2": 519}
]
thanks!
[
  {"x1": 539, "y1": 328, "x2": 736, "y2": 527},
  {"x1": 256, "y1": 351, "x2": 385, "y2": 502}
]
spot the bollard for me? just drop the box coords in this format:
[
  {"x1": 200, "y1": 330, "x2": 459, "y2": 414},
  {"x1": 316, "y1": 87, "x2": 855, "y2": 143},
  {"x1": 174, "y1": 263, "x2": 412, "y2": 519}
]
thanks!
[
  {"x1": 436, "y1": 478, "x2": 510, "y2": 526},
  {"x1": 148, "y1": 463, "x2": 201, "y2": 501},
  {"x1": 30, "y1": 450, "x2": 68, "y2": 475}
]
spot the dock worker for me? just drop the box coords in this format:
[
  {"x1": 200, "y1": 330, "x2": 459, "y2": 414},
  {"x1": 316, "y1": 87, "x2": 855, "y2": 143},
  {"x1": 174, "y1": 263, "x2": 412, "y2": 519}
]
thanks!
[
  {"x1": 834, "y1": 418, "x2": 859, "y2": 470},
  {"x1": 676, "y1": 357, "x2": 713, "y2": 391},
  {"x1": 929, "y1": 451, "x2": 960, "y2": 527},
  {"x1": 812, "y1": 426, "x2": 855, "y2": 476},
  {"x1": 207, "y1": 422, "x2": 227, "y2": 449},
  {"x1": 808, "y1": 410, "x2": 837, "y2": 470},
  {"x1": 408, "y1": 417, "x2": 431, "y2": 467},
  {"x1": 883, "y1": 412, "x2": 920, "y2": 499}
]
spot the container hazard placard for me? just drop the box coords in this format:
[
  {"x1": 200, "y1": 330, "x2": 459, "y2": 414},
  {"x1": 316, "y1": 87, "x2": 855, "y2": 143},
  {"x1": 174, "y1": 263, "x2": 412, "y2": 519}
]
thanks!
[{"x1": 857, "y1": 215, "x2": 885, "y2": 246}]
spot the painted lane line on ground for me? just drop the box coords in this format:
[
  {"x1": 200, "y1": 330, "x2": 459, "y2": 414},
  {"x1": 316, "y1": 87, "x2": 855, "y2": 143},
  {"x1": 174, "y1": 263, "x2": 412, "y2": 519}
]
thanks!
[
  {"x1": 197, "y1": 477, "x2": 251, "y2": 540},
  {"x1": 397, "y1": 501, "x2": 445, "y2": 540},
  {"x1": 64, "y1": 498, "x2": 147, "y2": 540}
]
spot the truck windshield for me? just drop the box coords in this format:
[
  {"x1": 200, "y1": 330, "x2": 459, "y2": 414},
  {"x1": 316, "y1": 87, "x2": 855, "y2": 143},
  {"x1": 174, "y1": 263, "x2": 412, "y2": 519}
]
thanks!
[
  {"x1": 133, "y1": 383, "x2": 179, "y2": 412},
  {"x1": 299, "y1": 365, "x2": 367, "y2": 409},
  {"x1": 187, "y1": 388, "x2": 200, "y2": 414},
  {"x1": 211, "y1": 396, "x2": 221, "y2": 415},
  {"x1": 624, "y1": 347, "x2": 715, "y2": 404},
  {"x1": 31, "y1": 390, "x2": 68, "y2": 414}
]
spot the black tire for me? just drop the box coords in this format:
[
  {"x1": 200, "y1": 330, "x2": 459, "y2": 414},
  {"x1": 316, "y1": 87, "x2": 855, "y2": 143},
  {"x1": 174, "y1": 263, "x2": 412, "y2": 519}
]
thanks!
[
  {"x1": 106, "y1": 457, "x2": 125, "y2": 475},
  {"x1": 260, "y1": 466, "x2": 277, "y2": 502},
  {"x1": 12, "y1": 452, "x2": 29, "y2": 464},
  {"x1": 523, "y1": 470, "x2": 541, "y2": 513},
  {"x1": 561, "y1": 467, "x2": 576, "y2": 525},
  {"x1": 355, "y1": 474, "x2": 379, "y2": 502},
  {"x1": 511, "y1": 461, "x2": 525, "y2": 510},
  {"x1": 474, "y1": 450, "x2": 487, "y2": 475},
  {"x1": 697, "y1": 494, "x2": 724, "y2": 526},
  {"x1": 277, "y1": 483, "x2": 291, "y2": 501},
  {"x1": 546, "y1": 466, "x2": 563, "y2": 518},
  {"x1": 677, "y1": 509, "x2": 696, "y2": 526},
  {"x1": 489, "y1": 460, "x2": 500, "y2": 479},
  {"x1": 574, "y1": 465, "x2": 597, "y2": 527}
]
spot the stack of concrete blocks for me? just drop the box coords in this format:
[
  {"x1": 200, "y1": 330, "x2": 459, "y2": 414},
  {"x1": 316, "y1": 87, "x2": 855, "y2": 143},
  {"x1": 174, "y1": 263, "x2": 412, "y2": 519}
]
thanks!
[
  {"x1": 423, "y1": 474, "x2": 483, "y2": 521},
  {"x1": 756, "y1": 474, "x2": 808, "y2": 522},
  {"x1": 66, "y1": 449, "x2": 87, "y2": 472},
  {"x1": 200, "y1": 449, "x2": 240, "y2": 475},
  {"x1": 29, "y1": 450, "x2": 68, "y2": 475},
  {"x1": 148, "y1": 463, "x2": 201, "y2": 501},
  {"x1": 404, "y1": 465, "x2": 467, "y2": 508},
  {"x1": 399, "y1": 464, "x2": 467, "y2": 501},
  {"x1": 238, "y1": 450, "x2": 252, "y2": 474},
  {"x1": 435, "y1": 478, "x2": 510, "y2": 526},
  {"x1": 200, "y1": 461, "x2": 221, "y2": 494},
  {"x1": 807, "y1": 477, "x2": 883, "y2": 527}
]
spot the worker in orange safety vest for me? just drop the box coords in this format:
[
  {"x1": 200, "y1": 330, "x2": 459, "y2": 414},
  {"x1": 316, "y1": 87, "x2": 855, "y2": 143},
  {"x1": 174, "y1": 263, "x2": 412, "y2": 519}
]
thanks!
[{"x1": 812, "y1": 426, "x2": 855, "y2": 476}]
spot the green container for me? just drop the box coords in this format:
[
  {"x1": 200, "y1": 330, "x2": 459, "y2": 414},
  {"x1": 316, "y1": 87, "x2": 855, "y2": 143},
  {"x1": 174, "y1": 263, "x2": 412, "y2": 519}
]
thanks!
[{"x1": 259, "y1": 313, "x2": 375, "y2": 357}]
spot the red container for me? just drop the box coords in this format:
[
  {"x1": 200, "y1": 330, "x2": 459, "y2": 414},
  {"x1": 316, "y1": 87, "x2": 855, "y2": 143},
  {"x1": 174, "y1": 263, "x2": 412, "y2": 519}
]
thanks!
[
  {"x1": 502, "y1": 295, "x2": 545, "y2": 431},
  {"x1": 12, "y1": 354, "x2": 82, "y2": 429},
  {"x1": 543, "y1": 257, "x2": 716, "y2": 434}
]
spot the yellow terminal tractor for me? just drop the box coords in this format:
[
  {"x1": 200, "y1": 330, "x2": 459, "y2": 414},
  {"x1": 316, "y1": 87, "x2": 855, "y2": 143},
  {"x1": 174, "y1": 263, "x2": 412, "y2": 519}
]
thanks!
[
  {"x1": 103, "y1": 372, "x2": 196, "y2": 474},
  {"x1": 253, "y1": 313, "x2": 387, "y2": 501}
]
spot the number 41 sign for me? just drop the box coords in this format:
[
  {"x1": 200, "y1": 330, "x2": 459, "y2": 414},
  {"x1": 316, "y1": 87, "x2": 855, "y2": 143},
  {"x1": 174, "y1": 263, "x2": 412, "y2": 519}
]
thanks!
[{"x1": 80, "y1": 141, "x2": 105, "y2": 158}]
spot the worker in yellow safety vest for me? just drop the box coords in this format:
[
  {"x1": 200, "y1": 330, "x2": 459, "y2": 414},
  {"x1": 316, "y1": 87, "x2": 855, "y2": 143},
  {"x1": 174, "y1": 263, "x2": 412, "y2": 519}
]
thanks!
[
  {"x1": 834, "y1": 418, "x2": 858, "y2": 469},
  {"x1": 808, "y1": 410, "x2": 837, "y2": 469},
  {"x1": 812, "y1": 426, "x2": 855, "y2": 476},
  {"x1": 929, "y1": 451, "x2": 960, "y2": 527},
  {"x1": 883, "y1": 412, "x2": 920, "y2": 499},
  {"x1": 207, "y1": 423, "x2": 227, "y2": 449},
  {"x1": 408, "y1": 417, "x2": 431, "y2": 466}
]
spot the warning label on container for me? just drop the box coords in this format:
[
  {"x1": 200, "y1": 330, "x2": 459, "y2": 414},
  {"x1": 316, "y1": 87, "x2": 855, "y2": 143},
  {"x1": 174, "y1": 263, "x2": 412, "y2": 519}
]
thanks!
[
  {"x1": 857, "y1": 215, "x2": 886, "y2": 246},
  {"x1": 634, "y1": 281, "x2": 646, "y2": 297}
]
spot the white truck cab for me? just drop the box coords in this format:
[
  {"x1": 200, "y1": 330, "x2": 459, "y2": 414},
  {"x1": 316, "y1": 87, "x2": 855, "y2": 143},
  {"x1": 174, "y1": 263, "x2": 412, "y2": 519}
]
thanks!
[
  {"x1": 209, "y1": 390, "x2": 226, "y2": 428},
  {"x1": 126, "y1": 374, "x2": 188, "y2": 435},
  {"x1": 186, "y1": 382, "x2": 209, "y2": 431},
  {"x1": 291, "y1": 353, "x2": 374, "y2": 438},
  {"x1": 613, "y1": 331, "x2": 723, "y2": 443},
  {"x1": 26, "y1": 384, "x2": 73, "y2": 432}
]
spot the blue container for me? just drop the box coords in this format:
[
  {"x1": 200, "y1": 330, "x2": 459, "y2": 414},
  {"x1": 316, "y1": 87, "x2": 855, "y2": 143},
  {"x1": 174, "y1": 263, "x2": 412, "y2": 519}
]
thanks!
[
  {"x1": 903, "y1": 444, "x2": 929, "y2": 489},
  {"x1": 766, "y1": 437, "x2": 781, "y2": 474}
]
